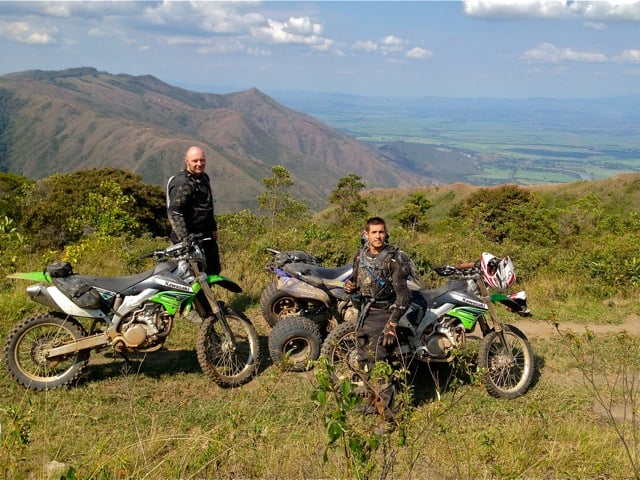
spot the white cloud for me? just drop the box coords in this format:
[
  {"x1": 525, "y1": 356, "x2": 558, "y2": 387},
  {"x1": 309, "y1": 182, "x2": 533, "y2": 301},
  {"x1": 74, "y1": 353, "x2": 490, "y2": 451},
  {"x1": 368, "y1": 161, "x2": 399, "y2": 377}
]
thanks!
[
  {"x1": 614, "y1": 49, "x2": 640, "y2": 62},
  {"x1": 583, "y1": 21, "x2": 607, "y2": 30},
  {"x1": 463, "y1": 0, "x2": 572, "y2": 19},
  {"x1": 286, "y1": 16, "x2": 323, "y2": 35},
  {"x1": 405, "y1": 47, "x2": 433, "y2": 59},
  {"x1": 380, "y1": 35, "x2": 406, "y2": 55},
  {"x1": 0, "y1": 20, "x2": 55, "y2": 44},
  {"x1": 576, "y1": 1, "x2": 640, "y2": 21},
  {"x1": 353, "y1": 40, "x2": 378, "y2": 53},
  {"x1": 464, "y1": 0, "x2": 640, "y2": 21},
  {"x1": 251, "y1": 16, "x2": 336, "y2": 55},
  {"x1": 523, "y1": 42, "x2": 608, "y2": 63}
]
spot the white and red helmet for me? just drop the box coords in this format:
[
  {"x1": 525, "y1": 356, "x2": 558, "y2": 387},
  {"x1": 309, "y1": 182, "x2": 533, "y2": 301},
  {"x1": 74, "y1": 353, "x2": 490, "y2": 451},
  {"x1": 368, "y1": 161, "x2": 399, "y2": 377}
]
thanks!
[{"x1": 480, "y1": 252, "x2": 516, "y2": 291}]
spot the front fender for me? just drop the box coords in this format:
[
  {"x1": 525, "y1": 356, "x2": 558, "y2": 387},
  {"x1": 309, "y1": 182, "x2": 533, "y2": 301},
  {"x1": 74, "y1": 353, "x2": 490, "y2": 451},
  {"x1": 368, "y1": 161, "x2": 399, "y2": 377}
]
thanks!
[{"x1": 207, "y1": 274, "x2": 243, "y2": 293}]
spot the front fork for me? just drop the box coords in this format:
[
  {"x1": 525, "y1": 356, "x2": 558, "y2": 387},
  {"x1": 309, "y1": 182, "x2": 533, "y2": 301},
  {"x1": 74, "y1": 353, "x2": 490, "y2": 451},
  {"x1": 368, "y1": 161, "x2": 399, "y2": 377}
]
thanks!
[
  {"x1": 477, "y1": 279, "x2": 514, "y2": 361},
  {"x1": 192, "y1": 269, "x2": 237, "y2": 346}
]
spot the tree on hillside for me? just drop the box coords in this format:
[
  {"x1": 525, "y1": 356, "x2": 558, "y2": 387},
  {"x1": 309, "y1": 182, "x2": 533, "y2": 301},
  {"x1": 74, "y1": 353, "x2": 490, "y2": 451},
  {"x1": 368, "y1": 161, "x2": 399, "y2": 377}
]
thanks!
[
  {"x1": 68, "y1": 179, "x2": 140, "y2": 238},
  {"x1": 456, "y1": 184, "x2": 535, "y2": 243},
  {"x1": 19, "y1": 169, "x2": 167, "y2": 249},
  {"x1": 397, "y1": 192, "x2": 433, "y2": 233},
  {"x1": 329, "y1": 173, "x2": 368, "y2": 226},
  {"x1": 257, "y1": 165, "x2": 308, "y2": 225},
  {"x1": 0, "y1": 173, "x2": 32, "y2": 223}
]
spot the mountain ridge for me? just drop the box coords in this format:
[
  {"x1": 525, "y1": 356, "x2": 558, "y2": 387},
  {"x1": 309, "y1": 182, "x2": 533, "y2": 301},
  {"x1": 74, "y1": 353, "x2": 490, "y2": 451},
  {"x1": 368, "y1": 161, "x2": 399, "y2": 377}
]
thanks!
[{"x1": 0, "y1": 67, "x2": 432, "y2": 212}]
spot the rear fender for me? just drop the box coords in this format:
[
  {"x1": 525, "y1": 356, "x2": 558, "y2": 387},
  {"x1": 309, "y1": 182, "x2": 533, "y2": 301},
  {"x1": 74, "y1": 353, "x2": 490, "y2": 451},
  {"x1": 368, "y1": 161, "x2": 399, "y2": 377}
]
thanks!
[
  {"x1": 277, "y1": 276, "x2": 331, "y2": 305},
  {"x1": 7, "y1": 271, "x2": 52, "y2": 282}
]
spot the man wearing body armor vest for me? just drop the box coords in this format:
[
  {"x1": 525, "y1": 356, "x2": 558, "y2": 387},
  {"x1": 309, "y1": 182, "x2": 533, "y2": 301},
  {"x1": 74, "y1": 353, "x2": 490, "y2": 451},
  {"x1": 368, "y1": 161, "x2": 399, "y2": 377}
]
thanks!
[
  {"x1": 166, "y1": 146, "x2": 221, "y2": 275},
  {"x1": 344, "y1": 217, "x2": 413, "y2": 432}
]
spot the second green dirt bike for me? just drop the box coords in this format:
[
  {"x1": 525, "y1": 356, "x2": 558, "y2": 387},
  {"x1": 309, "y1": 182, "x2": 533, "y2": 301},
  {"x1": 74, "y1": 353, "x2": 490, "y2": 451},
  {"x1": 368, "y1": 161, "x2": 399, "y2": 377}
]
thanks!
[
  {"x1": 4, "y1": 235, "x2": 260, "y2": 391},
  {"x1": 321, "y1": 255, "x2": 535, "y2": 399}
]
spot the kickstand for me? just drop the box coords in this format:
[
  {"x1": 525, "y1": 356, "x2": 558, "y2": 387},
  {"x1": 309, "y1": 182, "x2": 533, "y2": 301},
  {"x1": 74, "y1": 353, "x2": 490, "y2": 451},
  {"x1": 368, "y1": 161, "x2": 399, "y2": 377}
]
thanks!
[{"x1": 118, "y1": 350, "x2": 132, "y2": 365}]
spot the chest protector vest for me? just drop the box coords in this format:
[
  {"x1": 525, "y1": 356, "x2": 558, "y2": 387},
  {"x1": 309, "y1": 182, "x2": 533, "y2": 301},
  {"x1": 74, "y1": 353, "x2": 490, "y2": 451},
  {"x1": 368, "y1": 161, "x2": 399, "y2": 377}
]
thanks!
[{"x1": 357, "y1": 249, "x2": 394, "y2": 300}]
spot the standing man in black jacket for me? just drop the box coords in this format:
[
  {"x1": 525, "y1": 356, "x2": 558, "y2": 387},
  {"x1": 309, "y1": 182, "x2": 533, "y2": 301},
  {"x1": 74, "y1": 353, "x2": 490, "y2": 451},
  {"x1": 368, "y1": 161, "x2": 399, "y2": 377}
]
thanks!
[
  {"x1": 343, "y1": 216, "x2": 413, "y2": 431},
  {"x1": 166, "y1": 145, "x2": 221, "y2": 275}
]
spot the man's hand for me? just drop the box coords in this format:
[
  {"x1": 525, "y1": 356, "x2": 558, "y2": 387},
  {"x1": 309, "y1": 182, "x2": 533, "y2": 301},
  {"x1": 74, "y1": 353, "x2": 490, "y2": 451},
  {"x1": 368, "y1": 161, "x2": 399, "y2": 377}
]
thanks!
[
  {"x1": 344, "y1": 279, "x2": 357, "y2": 294},
  {"x1": 382, "y1": 322, "x2": 397, "y2": 347}
]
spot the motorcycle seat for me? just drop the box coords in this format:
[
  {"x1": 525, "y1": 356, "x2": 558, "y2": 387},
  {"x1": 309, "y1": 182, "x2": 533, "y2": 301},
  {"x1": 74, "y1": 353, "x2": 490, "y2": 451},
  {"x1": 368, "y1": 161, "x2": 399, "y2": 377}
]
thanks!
[
  {"x1": 65, "y1": 262, "x2": 177, "y2": 293},
  {"x1": 283, "y1": 263, "x2": 352, "y2": 287},
  {"x1": 413, "y1": 279, "x2": 468, "y2": 308}
]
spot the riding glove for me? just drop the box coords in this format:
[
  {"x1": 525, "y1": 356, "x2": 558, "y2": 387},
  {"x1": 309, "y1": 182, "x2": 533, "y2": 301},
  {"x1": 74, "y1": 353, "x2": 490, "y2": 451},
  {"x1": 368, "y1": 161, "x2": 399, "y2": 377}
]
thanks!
[{"x1": 382, "y1": 322, "x2": 397, "y2": 347}]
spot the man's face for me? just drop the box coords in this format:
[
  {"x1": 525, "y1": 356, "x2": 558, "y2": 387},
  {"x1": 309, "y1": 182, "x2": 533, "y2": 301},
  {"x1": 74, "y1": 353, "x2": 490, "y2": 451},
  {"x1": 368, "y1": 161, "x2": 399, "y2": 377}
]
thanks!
[
  {"x1": 365, "y1": 223, "x2": 387, "y2": 251},
  {"x1": 185, "y1": 150, "x2": 206, "y2": 175}
]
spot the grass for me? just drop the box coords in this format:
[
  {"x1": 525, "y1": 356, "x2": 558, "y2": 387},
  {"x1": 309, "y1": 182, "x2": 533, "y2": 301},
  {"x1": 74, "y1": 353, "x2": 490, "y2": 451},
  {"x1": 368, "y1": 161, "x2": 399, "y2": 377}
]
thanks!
[
  {"x1": 4, "y1": 176, "x2": 640, "y2": 478},
  {"x1": 2, "y1": 300, "x2": 640, "y2": 478}
]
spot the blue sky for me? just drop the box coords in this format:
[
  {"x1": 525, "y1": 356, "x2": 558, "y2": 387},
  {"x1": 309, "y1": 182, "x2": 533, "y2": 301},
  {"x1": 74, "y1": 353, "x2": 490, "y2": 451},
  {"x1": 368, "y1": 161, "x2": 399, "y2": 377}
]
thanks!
[{"x1": 1, "y1": 1, "x2": 639, "y2": 99}]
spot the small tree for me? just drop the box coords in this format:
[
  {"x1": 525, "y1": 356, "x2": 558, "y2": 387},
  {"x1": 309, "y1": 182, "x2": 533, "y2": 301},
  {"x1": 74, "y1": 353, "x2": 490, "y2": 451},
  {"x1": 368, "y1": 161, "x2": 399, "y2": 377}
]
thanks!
[
  {"x1": 397, "y1": 192, "x2": 432, "y2": 233},
  {"x1": 257, "y1": 165, "x2": 307, "y2": 225},
  {"x1": 329, "y1": 173, "x2": 368, "y2": 226},
  {"x1": 68, "y1": 179, "x2": 140, "y2": 238}
]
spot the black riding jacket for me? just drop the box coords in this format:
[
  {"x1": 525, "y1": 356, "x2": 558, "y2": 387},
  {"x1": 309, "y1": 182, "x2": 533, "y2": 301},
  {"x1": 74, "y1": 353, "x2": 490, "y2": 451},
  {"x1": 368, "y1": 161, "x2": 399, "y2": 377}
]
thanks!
[
  {"x1": 350, "y1": 244, "x2": 413, "y2": 323},
  {"x1": 166, "y1": 170, "x2": 217, "y2": 241}
]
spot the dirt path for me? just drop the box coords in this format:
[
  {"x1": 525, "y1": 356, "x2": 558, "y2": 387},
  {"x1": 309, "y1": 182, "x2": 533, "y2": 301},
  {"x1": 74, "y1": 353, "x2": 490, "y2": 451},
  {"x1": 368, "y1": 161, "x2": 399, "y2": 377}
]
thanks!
[{"x1": 514, "y1": 313, "x2": 640, "y2": 338}]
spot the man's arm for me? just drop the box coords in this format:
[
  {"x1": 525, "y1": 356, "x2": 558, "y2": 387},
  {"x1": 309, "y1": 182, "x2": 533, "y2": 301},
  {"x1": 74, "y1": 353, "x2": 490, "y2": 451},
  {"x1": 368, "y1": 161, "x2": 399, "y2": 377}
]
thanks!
[
  {"x1": 343, "y1": 251, "x2": 360, "y2": 293},
  {"x1": 387, "y1": 252, "x2": 413, "y2": 323},
  {"x1": 167, "y1": 176, "x2": 192, "y2": 241}
]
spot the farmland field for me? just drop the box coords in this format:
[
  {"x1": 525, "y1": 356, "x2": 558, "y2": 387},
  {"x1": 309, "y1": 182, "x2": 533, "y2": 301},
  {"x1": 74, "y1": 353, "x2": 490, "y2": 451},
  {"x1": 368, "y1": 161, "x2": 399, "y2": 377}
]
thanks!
[{"x1": 274, "y1": 91, "x2": 640, "y2": 185}]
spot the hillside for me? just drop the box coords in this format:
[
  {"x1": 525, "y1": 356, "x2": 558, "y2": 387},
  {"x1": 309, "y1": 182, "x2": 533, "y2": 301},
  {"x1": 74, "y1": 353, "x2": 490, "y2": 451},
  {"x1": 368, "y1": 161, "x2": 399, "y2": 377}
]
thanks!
[
  {"x1": 3, "y1": 173, "x2": 640, "y2": 478},
  {"x1": 0, "y1": 67, "x2": 432, "y2": 212}
]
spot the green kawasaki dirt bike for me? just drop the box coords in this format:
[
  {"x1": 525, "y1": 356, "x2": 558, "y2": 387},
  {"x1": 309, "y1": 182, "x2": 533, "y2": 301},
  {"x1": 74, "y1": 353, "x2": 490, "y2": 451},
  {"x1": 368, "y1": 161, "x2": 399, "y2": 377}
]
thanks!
[
  {"x1": 321, "y1": 256, "x2": 535, "y2": 399},
  {"x1": 4, "y1": 235, "x2": 260, "y2": 391}
]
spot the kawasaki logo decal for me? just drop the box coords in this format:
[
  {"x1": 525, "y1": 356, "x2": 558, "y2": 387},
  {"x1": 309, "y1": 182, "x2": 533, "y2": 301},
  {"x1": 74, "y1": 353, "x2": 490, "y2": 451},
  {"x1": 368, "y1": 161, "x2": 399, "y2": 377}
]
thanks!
[{"x1": 157, "y1": 279, "x2": 192, "y2": 292}]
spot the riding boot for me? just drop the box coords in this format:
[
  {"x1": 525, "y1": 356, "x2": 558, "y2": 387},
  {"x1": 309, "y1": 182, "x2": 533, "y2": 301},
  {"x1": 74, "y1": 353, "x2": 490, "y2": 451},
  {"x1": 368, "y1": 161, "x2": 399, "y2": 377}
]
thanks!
[
  {"x1": 355, "y1": 392, "x2": 376, "y2": 415},
  {"x1": 373, "y1": 381, "x2": 397, "y2": 424}
]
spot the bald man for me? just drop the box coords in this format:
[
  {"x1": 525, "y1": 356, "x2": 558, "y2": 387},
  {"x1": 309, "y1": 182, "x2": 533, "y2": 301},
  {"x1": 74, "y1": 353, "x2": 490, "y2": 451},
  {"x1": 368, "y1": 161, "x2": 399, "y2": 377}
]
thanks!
[{"x1": 166, "y1": 146, "x2": 221, "y2": 275}]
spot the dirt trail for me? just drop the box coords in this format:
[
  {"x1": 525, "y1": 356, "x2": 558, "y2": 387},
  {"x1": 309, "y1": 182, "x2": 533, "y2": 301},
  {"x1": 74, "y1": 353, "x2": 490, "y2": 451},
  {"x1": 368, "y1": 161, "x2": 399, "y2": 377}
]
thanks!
[{"x1": 513, "y1": 313, "x2": 640, "y2": 339}]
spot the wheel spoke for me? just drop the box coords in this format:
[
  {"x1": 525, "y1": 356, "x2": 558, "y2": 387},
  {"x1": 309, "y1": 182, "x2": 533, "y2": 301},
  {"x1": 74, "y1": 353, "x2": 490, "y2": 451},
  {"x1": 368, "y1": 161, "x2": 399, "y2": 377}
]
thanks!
[
  {"x1": 17, "y1": 324, "x2": 76, "y2": 380},
  {"x1": 196, "y1": 310, "x2": 260, "y2": 387}
]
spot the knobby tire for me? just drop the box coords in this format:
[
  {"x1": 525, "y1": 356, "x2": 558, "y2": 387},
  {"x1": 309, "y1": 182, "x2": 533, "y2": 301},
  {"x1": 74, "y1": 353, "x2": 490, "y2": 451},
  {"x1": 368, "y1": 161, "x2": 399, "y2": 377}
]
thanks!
[
  {"x1": 268, "y1": 315, "x2": 323, "y2": 371},
  {"x1": 196, "y1": 308, "x2": 260, "y2": 388},
  {"x1": 4, "y1": 313, "x2": 90, "y2": 391},
  {"x1": 477, "y1": 324, "x2": 534, "y2": 398}
]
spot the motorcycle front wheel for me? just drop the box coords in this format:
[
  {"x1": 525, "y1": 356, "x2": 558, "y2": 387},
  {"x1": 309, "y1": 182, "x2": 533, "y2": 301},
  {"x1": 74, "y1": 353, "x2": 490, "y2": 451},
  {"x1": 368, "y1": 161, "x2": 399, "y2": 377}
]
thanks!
[
  {"x1": 196, "y1": 308, "x2": 261, "y2": 388},
  {"x1": 477, "y1": 324, "x2": 535, "y2": 399},
  {"x1": 4, "y1": 314, "x2": 90, "y2": 391},
  {"x1": 319, "y1": 320, "x2": 363, "y2": 386}
]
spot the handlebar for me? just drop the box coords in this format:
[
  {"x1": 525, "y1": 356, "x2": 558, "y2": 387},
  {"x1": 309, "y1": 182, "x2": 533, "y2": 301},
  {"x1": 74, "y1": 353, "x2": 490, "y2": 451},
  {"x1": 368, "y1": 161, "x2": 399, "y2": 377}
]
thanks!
[
  {"x1": 139, "y1": 234, "x2": 211, "y2": 262},
  {"x1": 434, "y1": 264, "x2": 480, "y2": 278}
]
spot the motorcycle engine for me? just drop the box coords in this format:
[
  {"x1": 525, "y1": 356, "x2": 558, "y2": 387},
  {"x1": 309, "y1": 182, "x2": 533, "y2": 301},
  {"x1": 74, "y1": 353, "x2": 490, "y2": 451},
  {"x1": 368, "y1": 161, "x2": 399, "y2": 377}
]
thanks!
[
  {"x1": 119, "y1": 303, "x2": 171, "y2": 349},
  {"x1": 420, "y1": 318, "x2": 465, "y2": 359},
  {"x1": 343, "y1": 305, "x2": 359, "y2": 323}
]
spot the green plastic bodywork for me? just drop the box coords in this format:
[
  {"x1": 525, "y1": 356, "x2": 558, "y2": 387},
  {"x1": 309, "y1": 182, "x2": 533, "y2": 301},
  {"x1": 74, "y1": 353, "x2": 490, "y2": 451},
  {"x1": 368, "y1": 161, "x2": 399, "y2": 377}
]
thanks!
[
  {"x1": 7, "y1": 271, "x2": 52, "y2": 282},
  {"x1": 447, "y1": 306, "x2": 486, "y2": 330},
  {"x1": 8, "y1": 271, "x2": 242, "y2": 316}
]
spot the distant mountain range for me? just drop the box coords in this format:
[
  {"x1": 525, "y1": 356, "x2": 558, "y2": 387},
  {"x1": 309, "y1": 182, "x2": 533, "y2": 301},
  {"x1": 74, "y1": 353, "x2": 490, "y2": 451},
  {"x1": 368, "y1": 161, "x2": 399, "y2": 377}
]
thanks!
[{"x1": 0, "y1": 67, "x2": 435, "y2": 212}]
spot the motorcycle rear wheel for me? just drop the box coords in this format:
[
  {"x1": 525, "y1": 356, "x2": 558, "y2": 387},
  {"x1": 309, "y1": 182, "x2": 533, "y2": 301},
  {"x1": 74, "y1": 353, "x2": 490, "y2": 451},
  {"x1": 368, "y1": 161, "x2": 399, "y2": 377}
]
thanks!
[
  {"x1": 260, "y1": 281, "x2": 303, "y2": 327},
  {"x1": 196, "y1": 308, "x2": 261, "y2": 388},
  {"x1": 4, "y1": 314, "x2": 90, "y2": 391},
  {"x1": 268, "y1": 315, "x2": 323, "y2": 371},
  {"x1": 477, "y1": 324, "x2": 534, "y2": 399}
]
